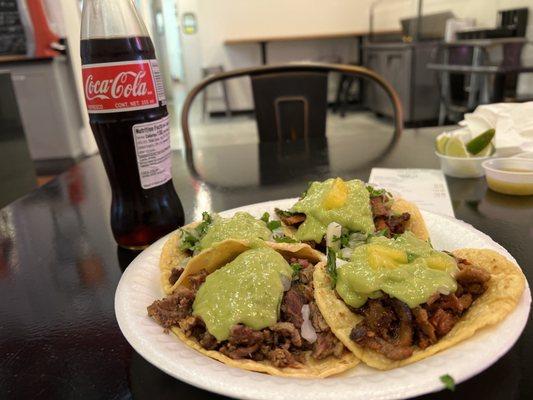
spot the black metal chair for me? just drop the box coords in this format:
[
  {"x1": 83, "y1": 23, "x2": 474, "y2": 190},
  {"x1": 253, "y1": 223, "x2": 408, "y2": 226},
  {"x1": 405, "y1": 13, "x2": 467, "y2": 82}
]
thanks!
[
  {"x1": 180, "y1": 63, "x2": 404, "y2": 186},
  {"x1": 181, "y1": 62, "x2": 403, "y2": 147}
]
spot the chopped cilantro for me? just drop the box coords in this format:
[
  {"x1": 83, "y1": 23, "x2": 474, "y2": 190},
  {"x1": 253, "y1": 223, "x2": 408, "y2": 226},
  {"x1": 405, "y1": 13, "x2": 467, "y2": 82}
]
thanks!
[
  {"x1": 300, "y1": 182, "x2": 313, "y2": 199},
  {"x1": 260, "y1": 212, "x2": 270, "y2": 224},
  {"x1": 267, "y1": 220, "x2": 282, "y2": 231},
  {"x1": 372, "y1": 228, "x2": 390, "y2": 237},
  {"x1": 178, "y1": 229, "x2": 199, "y2": 251},
  {"x1": 196, "y1": 212, "x2": 213, "y2": 236},
  {"x1": 273, "y1": 235, "x2": 297, "y2": 243},
  {"x1": 440, "y1": 374, "x2": 455, "y2": 391},
  {"x1": 366, "y1": 185, "x2": 392, "y2": 199},
  {"x1": 326, "y1": 247, "x2": 337, "y2": 287},
  {"x1": 260, "y1": 212, "x2": 282, "y2": 231},
  {"x1": 290, "y1": 263, "x2": 302, "y2": 276},
  {"x1": 274, "y1": 208, "x2": 298, "y2": 218}
]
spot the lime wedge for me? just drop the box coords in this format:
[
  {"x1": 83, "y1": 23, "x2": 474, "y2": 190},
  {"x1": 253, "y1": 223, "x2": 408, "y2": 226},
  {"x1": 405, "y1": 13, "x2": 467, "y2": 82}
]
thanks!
[
  {"x1": 435, "y1": 134, "x2": 450, "y2": 155},
  {"x1": 474, "y1": 143, "x2": 495, "y2": 157},
  {"x1": 444, "y1": 137, "x2": 469, "y2": 157},
  {"x1": 466, "y1": 129, "x2": 495, "y2": 155}
]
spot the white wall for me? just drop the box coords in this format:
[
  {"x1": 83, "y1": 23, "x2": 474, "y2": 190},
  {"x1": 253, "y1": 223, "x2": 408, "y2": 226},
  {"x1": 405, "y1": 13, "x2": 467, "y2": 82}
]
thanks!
[
  {"x1": 171, "y1": 0, "x2": 533, "y2": 108},
  {"x1": 59, "y1": 0, "x2": 98, "y2": 156}
]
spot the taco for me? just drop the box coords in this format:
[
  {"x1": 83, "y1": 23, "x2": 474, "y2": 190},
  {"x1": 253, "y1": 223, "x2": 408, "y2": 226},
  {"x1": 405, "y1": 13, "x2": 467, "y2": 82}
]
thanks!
[
  {"x1": 160, "y1": 211, "x2": 284, "y2": 295},
  {"x1": 314, "y1": 231, "x2": 526, "y2": 370},
  {"x1": 274, "y1": 178, "x2": 429, "y2": 256},
  {"x1": 148, "y1": 242, "x2": 358, "y2": 378}
]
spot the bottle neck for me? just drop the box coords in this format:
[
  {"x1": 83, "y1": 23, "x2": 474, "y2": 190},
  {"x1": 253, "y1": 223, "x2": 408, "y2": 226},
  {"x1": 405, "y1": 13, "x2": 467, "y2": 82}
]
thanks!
[{"x1": 81, "y1": 0, "x2": 150, "y2": 40}]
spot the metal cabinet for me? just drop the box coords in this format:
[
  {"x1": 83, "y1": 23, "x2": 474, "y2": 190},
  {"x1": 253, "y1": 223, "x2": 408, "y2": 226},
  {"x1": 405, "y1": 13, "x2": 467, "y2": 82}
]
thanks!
[
  {"x1": 364, "y1": 42, "x2": 440, "y2": 123},
  {"x1": 2, "y1": 57, "x2": 86, "y2": 167}
]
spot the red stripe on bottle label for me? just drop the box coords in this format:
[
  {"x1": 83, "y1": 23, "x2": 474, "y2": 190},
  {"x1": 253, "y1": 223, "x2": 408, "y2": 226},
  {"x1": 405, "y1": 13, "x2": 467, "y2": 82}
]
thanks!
[{"x1": 82, "y1": 60, "x2": 162, "y2": 113}]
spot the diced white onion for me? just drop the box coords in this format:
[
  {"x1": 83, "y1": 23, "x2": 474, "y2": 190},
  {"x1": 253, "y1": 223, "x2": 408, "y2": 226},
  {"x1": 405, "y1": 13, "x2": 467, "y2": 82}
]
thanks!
[
  {"x1": 300, "y1": 304, "x2": 317, "y2": 343},
  {"x1": 336, "y1": 258, "x2": 349, "y2": 268},
  {"x1": 281, "y1": 275, "x2": 292, "y2": 291},
  {"x1": 340, "y1": 247, "x2": 353, "y2": 260},
  {"x1": 326, "y1": 222, "x2": 342, "y2": 251},
  {"x1": 437, "y1": 286, "x2": 451, "y2": 295}
]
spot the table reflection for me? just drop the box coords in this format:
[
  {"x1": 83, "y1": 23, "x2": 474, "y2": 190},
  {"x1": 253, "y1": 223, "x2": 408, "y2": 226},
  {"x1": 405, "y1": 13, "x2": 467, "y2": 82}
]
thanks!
[{"x1": 187, "y1": 128, "x2": 397, "y2": 189}]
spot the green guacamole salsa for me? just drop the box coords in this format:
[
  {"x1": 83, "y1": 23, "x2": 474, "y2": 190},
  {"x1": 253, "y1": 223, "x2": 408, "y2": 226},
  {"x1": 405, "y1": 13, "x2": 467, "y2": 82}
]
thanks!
[
  {"x1": 336, "y1": 232, "x2": 458, "y2": 308},
  {"x1": 199, "y1": 212, "x2": 271, "y2": 251},
  {"x1": 291, "y1": 178, "x2": 375, "y2": 242},
  {"x1": 192, "y1": 247, "x2": 293, "y2": 341}
]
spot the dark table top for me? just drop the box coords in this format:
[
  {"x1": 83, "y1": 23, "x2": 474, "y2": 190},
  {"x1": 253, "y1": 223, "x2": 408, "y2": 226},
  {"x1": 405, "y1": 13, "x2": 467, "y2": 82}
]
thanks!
[{"x1": 1, "y1": 129, "x2": 532, "y2": 399}]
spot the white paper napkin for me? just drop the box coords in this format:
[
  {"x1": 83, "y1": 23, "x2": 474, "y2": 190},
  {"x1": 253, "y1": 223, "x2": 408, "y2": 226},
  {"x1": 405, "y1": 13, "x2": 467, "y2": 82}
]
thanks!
[{"x1": 459, "y1": 102, "x2": 533, "y2": 154}]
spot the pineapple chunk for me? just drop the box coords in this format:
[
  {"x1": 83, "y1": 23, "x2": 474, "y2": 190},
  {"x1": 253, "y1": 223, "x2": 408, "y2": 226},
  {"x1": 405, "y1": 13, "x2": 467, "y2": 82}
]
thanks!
[
  {"x1": 425, "y1": 254, "x2": 457, "y2": 271},
  {"x1": 322, "y1": 178, "x2": 348, "y2": 209},
  {"x1": 367, "y1": 245, "x2": 408, "y2": 269}
]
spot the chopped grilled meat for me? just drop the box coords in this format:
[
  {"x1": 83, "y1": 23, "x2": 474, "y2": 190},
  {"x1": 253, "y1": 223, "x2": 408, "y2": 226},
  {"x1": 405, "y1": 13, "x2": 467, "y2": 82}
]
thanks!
[
  {"x1": 179, "y1": 315, "x2": 205, "y2": 337},
  {"x1": 149, "y1": 256, "x2": 351, "y2": 366},
  {"x1": 220, "y1": 343, "x2": 260, "y2": 359},
  {"x1": 456, "y1": 263, "x2": 490, "y2": 293},
  {"x1": 281, "y1": 289, "x2": 305, "y2": 329},
  {"x1": 229, "y1": 325, "x2": 264, "y2": 347},
  {"x1": 275, "y1": 209, "x2": 306, "y2": 227},
  {"x1": 412, "y1": 307, "x2": 437, "y2": 344},
  {"x1": 370, "y1": 194, "x2": 411, "y2": 236},
  {"x1": 298, "y1": 264, "x2": 315, "y2": 284},
  {"x1": 429, "y1": 308, "x2": 457, "y2": 336},
  {"x1": 309, "y1": 301, "x2": 329, "y2": 332},
  {"x1": 199, "y1": 332, "x2": 218, "y2": 350},
  {"x1": 292, "y1": 282, "x2": 314, "y2": 303},
  {"x1": 387, "y1": 213, "x2": 410, "y2": 235},
  {"x1": 370, "y1": 195, "x2": 389, "y2": 217},
  {"x1": 188, "y1": 269, "x2": 208, "y2": 291},
  {"x1": 168, "y1": 267, "x2": 183, "y2": 285},
  {"x1": 350, "y1": 324, "x2": 414, "y2": 360},
  {"x1": 357, "y1": 298, "x2": 395, "y2": 339},
  {"x1": 391, "y1": 299, "x2": 413, "y2": 347},
  {"x1": 271, "y1": 322, "x2": 302, "y2": 347},
  {"x1": 267, "y1": 348, "x2": 298, "y2": 368},
  {"x1": 290, "y1": 257, "x2": 311, "y2": 269},
  {"x1": 348, "y1": 261, "x2": 491, "y2": 361},
  {"x1": 312, "y1": 331, "x2": 342, "y2": 360},
  {"x1": 458, "y1": 293, "x2": 473, "y2": 310},
  {"x1": 147, "y1": 286, "x2": 195, "y2": 330}
]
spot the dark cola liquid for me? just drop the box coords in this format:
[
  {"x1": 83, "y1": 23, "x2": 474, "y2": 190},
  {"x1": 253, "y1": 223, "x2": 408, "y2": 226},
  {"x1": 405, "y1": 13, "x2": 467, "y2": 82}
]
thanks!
[{"x1": 81, "y1": 37, "x2": 184, "y2": 249}]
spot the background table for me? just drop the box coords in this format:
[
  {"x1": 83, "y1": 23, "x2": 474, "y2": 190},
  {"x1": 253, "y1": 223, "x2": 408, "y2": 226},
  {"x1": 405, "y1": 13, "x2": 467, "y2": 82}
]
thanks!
[{"x1": 1, "y1": 128, "x2": 532, "y2": 399}]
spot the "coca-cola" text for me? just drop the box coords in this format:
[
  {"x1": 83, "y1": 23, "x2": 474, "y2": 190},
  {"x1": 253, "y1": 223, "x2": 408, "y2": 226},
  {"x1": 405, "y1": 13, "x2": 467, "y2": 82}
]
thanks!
[{"x1": 82, "y1": 60, "x2": 159, "y2": 113}]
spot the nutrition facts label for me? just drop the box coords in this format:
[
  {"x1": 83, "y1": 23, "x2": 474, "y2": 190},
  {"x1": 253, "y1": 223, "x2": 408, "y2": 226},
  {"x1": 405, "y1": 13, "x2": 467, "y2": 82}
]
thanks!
[{"x1": 132, "y1": 116, "x2": 172, "y2": 189}]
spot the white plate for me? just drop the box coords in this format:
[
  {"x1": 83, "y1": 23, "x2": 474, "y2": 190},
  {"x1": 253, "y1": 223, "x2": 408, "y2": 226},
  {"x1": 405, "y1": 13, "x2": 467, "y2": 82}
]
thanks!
[{"x1": 115, "y1": 199, "x2": 531, "y2": 400}]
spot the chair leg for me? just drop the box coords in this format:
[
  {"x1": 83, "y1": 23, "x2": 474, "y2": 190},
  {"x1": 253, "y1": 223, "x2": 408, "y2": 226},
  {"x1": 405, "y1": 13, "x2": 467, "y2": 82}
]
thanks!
[
  {"x1": 333, "y1": 75, "x2": 346, "y2": 113},
  {"x1": 221, "y1": 80, "x2": 232, "y2": 117}
]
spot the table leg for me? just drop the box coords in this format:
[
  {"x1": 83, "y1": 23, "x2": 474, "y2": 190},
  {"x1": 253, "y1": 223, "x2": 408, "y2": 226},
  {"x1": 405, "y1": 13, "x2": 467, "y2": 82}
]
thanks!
[
  {"x1": 357, "y1": 35, "x2": 365, "y2": 105},
  {"x1": 260, "y1": 41, "x2": 268, "y2": 65},
  {"x1": 467, "y1": 46, "x2": 483, "y2": 110},
  {"x1": 438, "y1": 48, "x2": 450, "y2": 126}
]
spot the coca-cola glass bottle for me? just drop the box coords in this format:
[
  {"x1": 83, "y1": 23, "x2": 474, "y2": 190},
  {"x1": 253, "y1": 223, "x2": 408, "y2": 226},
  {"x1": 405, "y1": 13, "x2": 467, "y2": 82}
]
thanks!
[{"x1": 81, "y1": 0, "x2": 184, "y2": 250}]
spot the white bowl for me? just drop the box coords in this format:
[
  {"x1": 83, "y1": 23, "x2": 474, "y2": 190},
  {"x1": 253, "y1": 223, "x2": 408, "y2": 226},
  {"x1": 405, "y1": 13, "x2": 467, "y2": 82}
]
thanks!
[
  {"x1": 482, "y1": 158, "x2": 533, "y2": 196},
  {"x1": 436, "y1": 151, "x2": 492, "y2": 178}
]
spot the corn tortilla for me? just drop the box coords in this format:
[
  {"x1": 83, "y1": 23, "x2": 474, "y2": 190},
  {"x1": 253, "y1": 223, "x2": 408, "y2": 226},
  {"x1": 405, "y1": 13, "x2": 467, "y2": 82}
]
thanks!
[
  {"x1": 160, "y1": 241, "x2": 357, "y2": 377},
  {"x1": 314, "y1": 248, "x2": 525, "y2": 370}
]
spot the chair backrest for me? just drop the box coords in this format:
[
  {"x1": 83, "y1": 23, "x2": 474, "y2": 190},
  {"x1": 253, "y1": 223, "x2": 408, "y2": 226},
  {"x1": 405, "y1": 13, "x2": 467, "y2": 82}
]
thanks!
[
  {"x1": 251, "y1": 71, "x2": 328, "y2": 141},
  {"x1": 181, "y1": 62, "x2": 404, "y2": 149}
]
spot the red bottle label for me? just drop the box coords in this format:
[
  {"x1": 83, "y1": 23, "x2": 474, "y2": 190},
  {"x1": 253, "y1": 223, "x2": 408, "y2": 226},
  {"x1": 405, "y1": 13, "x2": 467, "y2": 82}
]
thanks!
[{"x1": 82, "y1": 60, "x2": 166, "y2": 113}]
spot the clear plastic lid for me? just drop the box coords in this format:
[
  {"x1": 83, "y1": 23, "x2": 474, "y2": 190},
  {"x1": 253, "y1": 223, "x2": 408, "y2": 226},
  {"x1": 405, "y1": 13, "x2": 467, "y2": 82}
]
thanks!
[{"x1": 81, "y1": 0, "x2": 149, "y2": 39}]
